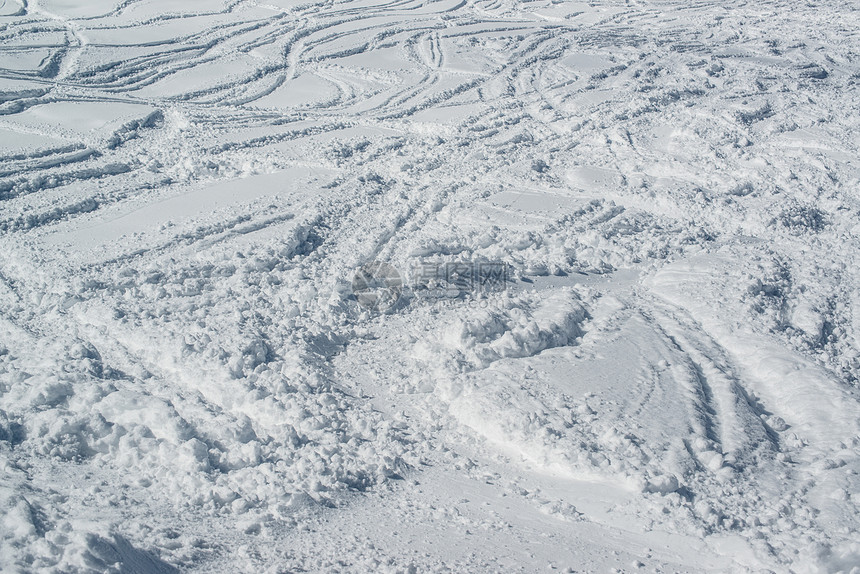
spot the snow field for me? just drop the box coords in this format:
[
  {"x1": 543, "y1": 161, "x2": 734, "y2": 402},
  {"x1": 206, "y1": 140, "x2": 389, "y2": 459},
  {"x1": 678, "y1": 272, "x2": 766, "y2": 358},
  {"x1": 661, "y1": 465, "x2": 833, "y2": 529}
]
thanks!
[{"x1": 1, "y1": 0, "x2": 860, "y2": 571}]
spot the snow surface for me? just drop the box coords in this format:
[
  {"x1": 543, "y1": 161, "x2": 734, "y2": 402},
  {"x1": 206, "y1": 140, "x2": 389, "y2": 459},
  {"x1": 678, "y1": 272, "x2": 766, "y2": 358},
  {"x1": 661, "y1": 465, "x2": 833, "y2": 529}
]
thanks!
[{"x1": 1, "y1": 0, "x2": 860, "y2": 572}]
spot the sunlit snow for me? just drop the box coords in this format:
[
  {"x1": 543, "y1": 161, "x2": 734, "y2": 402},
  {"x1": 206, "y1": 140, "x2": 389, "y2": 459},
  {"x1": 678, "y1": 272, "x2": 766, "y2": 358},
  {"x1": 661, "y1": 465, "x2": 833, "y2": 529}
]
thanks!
[{"x1": 1, "y1": 0, "x2": 859, "y2": 572}]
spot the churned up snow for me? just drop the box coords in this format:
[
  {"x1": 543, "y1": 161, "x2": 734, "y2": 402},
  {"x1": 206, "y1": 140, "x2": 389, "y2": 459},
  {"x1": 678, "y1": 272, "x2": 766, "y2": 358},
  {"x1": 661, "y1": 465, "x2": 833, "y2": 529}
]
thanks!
[{"x1": 1, "y1": 0, "x2": 860, "y2": 572}]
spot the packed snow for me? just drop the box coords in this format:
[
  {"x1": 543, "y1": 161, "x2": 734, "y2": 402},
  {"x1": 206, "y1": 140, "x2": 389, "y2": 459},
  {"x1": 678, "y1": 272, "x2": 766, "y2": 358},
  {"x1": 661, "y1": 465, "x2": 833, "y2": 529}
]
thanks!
[{"x1": 1, "y1": 0, "x2": 859, "y2": 572}]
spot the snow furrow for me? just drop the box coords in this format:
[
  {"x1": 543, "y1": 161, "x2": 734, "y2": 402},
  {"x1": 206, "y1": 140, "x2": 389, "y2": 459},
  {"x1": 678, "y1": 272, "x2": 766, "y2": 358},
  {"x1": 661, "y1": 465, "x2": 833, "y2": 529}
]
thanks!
[{"x1": 2, "y1": 0, "x2": 860, "y2": 572}]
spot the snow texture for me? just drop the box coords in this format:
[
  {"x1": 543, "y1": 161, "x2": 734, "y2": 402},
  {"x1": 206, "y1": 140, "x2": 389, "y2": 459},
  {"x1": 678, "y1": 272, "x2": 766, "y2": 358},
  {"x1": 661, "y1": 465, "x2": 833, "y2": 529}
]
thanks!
[{"x1": 1, "y1": 0, "x2": 860, "y2": 572}]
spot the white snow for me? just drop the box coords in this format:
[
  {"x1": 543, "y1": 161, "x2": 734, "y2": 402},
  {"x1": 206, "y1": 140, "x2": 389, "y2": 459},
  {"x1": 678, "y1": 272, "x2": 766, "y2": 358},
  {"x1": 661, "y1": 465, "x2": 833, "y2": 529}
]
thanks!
[{"x1": 2, "y1": 0, "x2": 860, "y2": 572}]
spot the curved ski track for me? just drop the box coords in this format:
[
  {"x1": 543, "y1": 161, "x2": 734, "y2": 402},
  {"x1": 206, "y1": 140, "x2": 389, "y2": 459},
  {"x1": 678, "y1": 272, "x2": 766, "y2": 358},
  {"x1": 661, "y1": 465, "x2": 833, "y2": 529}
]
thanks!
[{"x1": 1, "y1": 0, "x2": 860, "y2": 572}]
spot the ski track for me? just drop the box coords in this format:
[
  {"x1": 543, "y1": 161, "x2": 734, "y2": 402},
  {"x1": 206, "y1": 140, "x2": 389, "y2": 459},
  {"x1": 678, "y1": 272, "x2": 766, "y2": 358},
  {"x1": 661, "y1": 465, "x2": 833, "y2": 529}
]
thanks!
[{"x1": 1, "y1": 0, "x2": 860, "y2": 572}]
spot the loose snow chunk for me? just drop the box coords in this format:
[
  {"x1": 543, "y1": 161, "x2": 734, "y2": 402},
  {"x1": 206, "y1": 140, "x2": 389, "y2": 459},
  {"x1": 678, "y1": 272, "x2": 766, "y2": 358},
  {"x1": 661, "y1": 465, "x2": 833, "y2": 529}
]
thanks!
[
  {"x1": 430, "y1": 288, "x2": 588, "y2": 369},
  {"x1": 95, "y1": 390, "x2": 193, "y2": 444},
  {"x1": 643, "y1": 474, "x2": 681, "y2": 494}
]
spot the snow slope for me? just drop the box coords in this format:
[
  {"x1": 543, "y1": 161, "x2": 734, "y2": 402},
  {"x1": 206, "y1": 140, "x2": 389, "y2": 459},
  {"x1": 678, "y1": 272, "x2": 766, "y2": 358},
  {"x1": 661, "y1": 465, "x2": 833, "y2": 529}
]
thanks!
[{"x1": 1, "y1": 0, "x2": 860, "y2": 571}]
